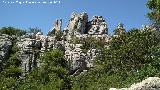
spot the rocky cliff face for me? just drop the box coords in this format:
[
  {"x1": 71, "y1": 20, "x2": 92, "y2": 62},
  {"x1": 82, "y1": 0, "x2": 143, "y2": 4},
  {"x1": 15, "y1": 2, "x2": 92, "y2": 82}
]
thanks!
[
  {"x1": 0, "y1": 34, "x2": 12, "y2": 62},
  {"x1": 13, "y1": 12, "x2": 110, "y2": 75}
]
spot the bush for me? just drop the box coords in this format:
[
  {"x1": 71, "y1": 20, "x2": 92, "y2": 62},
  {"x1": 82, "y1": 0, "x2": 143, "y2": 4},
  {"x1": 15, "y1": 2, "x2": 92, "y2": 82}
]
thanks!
[
  {"x1": 0, "y1": 27, "x2": 26, "y2": 36},
  {"x1": 17, "y1": 49, "x2": 71, "y2": 90}
]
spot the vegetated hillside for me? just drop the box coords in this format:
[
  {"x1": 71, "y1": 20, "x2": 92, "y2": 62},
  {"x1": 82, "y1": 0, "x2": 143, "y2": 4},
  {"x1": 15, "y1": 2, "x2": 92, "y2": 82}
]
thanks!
[{"x1": 0, "y1": 0, "x2": 160, "y2": 89}]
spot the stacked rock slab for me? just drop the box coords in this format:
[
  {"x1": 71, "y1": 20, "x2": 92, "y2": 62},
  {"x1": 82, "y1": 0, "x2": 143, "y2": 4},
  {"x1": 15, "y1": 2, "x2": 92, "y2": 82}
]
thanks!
[
  {"x1": 17, "y1": 32, "x2": 45, "y2": 75},
  {"x1": 65, "y1": 12, "x2": 88, "y2": 34},
  {"x1": 16, "y1": 34, "x2": 32, "y2": 74},
  {"x1": 87, "y1": 16, "x2": 108, "y2": 35},
  {"x1": 63, "y1": 12, "x2": 109, "y2": 74},
  {"x1": 17, "y1": 21, "x2": 63, "y2": 75},
  {"x1": 64, "y1": 43, "x2": 87, "y2": 75},
  {"x1": 0, "y1": 34, "x2": 12, "y2": 62}
]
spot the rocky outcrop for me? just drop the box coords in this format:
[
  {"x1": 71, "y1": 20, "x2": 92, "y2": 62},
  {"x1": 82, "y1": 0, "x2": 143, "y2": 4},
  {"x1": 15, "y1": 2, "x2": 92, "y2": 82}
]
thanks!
[
  {"x1": 0, "y1": 34, "x2": 12, "y2": 62},
  {"x1": 16, "y1": 31, "x2": 65, "y2": 75},
  {"x1": 15, "y1": 12, "x2": 110, "y2": 75},
  {"x1": 63, "y1": 12, "x2": 109, "y2": 74},
  {"x1": 110, "y1": 77, "x2": 160, "y2": 90},
  {"x1": 16, "y1": 33, "x2": 43, "y2": 75},
  {"x1": 65, "y1": 12, "x2": 88, "y2": 34},
  {"x1": 48, "y1": 19, "x2": 62, "y2": 36},
  {"x1": 113, "y1": 23, "x2": 126, "y2": 36},
  {"x1": 87, "y1": 16, "x2": 108, "y2": 35},
  {"x1": 64, "y1": 43, "x2": 87, "y2": 74}
]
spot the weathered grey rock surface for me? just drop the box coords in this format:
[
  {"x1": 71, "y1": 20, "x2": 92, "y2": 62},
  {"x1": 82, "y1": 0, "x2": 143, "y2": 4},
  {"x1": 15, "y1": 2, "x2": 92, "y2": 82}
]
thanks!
[
  {"x1": 0, "y1": 34, "x2": 12, "y2": 62},
  {"x1": 1, "y1": 12, "x2": 110, "y2": 75},
  {"x1": 110, "y1": 77, "x2": 160, "y2": 90}
]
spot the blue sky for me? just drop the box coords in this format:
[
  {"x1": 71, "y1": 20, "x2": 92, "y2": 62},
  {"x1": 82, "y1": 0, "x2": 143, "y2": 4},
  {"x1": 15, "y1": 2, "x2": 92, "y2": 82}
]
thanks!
[{"x1": 0, "y1": 0, "x2": 149, "y2": 35}]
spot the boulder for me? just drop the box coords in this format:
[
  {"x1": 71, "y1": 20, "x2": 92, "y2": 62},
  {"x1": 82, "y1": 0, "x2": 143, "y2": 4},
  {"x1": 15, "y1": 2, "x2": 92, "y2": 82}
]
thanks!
[{"x1": 110, "y1": 77, "x2": 160, "y2": 90}]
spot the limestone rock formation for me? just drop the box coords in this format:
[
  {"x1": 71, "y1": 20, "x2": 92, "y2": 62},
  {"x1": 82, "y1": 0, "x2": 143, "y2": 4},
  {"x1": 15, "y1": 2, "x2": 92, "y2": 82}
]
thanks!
[
  {"x1": 16, "y1": 31, "x2": 65, "y2": 75},
  {"x1": 64, "y1": 43, "x2": 87, "y2": 74},
  {"x1": 65, "y1": 12, "x2": 88, "y2": 34},
  {"x1": 62, "y1": 12, "x2": 109, "y2": 74},
  {"x1": 87, "y1": 16, "x2": 108, "y2": 35},
  {"x1": 110, "y1": 77, "x2": 160, "y2": 90},
  {"x1": 16, "y1": 32, "x2": 43, "y2": 75},
  {"x1": 48, "y1": 19, "x2": 62, "y2": 36},
  {"x1": 15, "y1": 12, "x2": 110, "y2": 75},
  {"x1": 54, "y1": 19, "x2": 62, "y2": 32},
  {"x1": 0, "y1": 34, "x2": 12, "y2": 62},
  {"x1": 114, "y1": 23, "x2": 126, "y2": 35}
]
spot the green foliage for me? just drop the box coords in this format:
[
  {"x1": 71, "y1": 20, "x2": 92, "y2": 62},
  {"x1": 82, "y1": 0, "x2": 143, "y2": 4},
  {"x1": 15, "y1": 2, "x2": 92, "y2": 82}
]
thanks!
[
  {"x1": 0, "y1": 27, "x2": 26, "y2": 36},
  {"x1": 104, "y1": 28, "x2": 160, "y2": 72},
  {"x1": 47, "y1": 29, "x2": 63, "y2": 41},
  {"x1": 55, "y1": 31, "x2": 63, "y2": 41},
  {"x1": 113, "y1": 28, "x2": 126, "y2": 35},
  {"x1": 2, "y1": 65, "x2": 22, "y2": 78},
  {"x1": 0, "y1": 49, "x2": 22, "y2": 90},
  {"x1": 72, "y1": 67, "x2": 130, "y2": 90},
  {"x1": 70, "y1": 36, "x2": 106, "y2": 53},
  {"x1": 70, "y1": 36, "x2": 80, "y2": 44},
  {"x1": 0, "y1": 76, "x2": 17, "y2": 90},
  {"x1": 17, "y1": 49, "x2": 71, "y2": 90},
  {"x1": 71, "y1": 28, "x2": 160, "y2": 89},
  {"x1": 81, "y1": 37, "x2": 106, "y2": 51},
  {"x1": 147, "y1": 0, "x2": 160, "y2": 24},
  {"x1": 0, "y1": 60, "x2": 21, "y2": 89},
  {"x1": 11, "y1": 43, "x2": 20, "y2": 54},
  {"x1": 1, "y1": 1, "x2": 160, "y2": 89},
  {"x1": 0, "y1": 32, "x2": 22, "y2": 89},
  {"x1": 47, "y1": 28, "x2": 56, "y2": 36},
  {"x1": 40, "y1": 49, "x2": 67, "y2": 68},
  {"x1": 28, "y1": 27, "x2": 41, "y2": 34}
]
